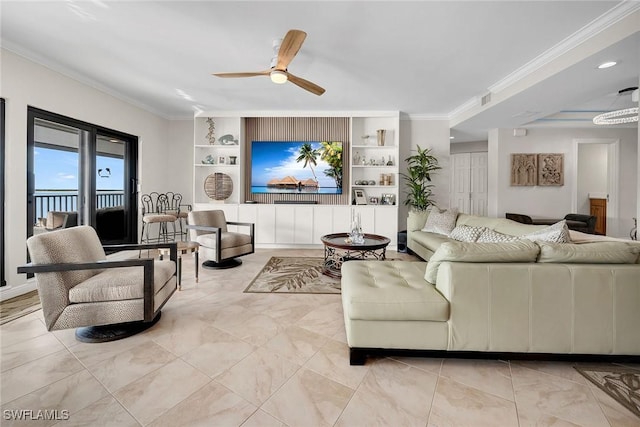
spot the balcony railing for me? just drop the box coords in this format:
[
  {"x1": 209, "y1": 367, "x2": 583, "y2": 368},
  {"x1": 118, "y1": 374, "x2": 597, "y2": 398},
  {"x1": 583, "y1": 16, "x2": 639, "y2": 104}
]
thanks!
[{"x1": 34, "y1": 190, "x2": 124, "y2": 223}]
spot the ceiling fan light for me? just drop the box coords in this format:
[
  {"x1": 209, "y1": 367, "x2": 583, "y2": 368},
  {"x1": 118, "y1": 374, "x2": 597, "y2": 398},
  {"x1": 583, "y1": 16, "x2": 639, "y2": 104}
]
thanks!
[
  {"x1": 270, "y1": 70, "x2": 288, "y2": 84},
  {"x1": 592, "y1": 107, "x2": 639, "y2": 125}
]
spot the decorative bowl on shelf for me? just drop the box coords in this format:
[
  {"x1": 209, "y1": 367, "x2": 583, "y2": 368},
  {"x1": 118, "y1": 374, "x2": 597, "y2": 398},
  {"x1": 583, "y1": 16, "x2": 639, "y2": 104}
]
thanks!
[{"x1": 368, "y1": 180, "x2": 376, "y2": 185}]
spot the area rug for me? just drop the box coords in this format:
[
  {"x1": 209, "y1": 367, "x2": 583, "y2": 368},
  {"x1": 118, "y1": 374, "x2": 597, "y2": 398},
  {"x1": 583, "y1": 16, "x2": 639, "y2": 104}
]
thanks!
[
  {"x1": 244, "y1": 257, "x2": 341, "y2": 294},
  {"x1": 575, "y1": 365, "x2": 640, "y2": 418},
  {"x1": 0, "y1": 290, "x2": 42, "y2": 325}
]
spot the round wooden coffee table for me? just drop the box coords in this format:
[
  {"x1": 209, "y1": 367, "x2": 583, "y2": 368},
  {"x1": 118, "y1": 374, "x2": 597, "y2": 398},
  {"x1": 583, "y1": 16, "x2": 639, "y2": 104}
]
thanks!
[{"x1": 321, "y1": 233, "x2": 391, "y2": 278}]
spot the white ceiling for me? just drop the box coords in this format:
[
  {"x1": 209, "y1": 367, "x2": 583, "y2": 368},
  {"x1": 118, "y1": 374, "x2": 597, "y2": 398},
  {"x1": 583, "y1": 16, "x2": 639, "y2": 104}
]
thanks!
[{"x1": 1, "y1": 1, "x2": 638, "y2": 141}]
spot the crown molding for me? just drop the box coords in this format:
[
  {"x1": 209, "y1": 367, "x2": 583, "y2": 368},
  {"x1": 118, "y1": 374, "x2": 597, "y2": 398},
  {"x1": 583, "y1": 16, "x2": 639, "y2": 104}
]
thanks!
[
  {"x1": 447, "y1": 97, "x2": 480, "y2": 119},
  {"x1": 449, "y1": 1, "x2": 640, "y2": 120},
  {"x1": 403, "y1": 113, "x2": 449, "y2": 121},
  {"x1": 2, "y1": 44, "x2": 174, "y2": 120}
]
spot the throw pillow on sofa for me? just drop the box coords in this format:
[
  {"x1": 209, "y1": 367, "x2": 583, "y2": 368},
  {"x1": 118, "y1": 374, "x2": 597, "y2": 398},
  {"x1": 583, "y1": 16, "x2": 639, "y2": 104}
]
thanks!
[
  {"x1": 424, "y1": 240, "x2": 540, "y2": 283},
  {"x1": 476, "y1": 228, "x2": 519, "y2": 243},
  {"x1": 449, "y1": 225, "x2": 486, "y2": 242},
  {"x1": 521, "y1": 220, "x2": 571, "y2": 243},
  {"x1": 421, "y1": 207, "x2": 459, "y2": 236},
  {"x1": 537, "y1": 241, "x2": 640, "y2": 264}
]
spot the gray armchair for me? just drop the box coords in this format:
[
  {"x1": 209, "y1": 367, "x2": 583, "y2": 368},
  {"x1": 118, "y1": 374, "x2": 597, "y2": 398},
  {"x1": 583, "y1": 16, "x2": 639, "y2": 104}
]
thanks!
[
  {"x1": 18, "y1": 226, "x2": 177, "y2": 343},
  {"x1": 187, "y1": 210, "x2": 254, "y2": 269}
]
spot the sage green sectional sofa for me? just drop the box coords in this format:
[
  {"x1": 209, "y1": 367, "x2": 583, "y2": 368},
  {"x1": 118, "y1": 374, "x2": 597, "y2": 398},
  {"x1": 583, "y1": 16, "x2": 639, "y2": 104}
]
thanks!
[{"x1": 341, "y1": 212, "x2": 640, "y2": 365}]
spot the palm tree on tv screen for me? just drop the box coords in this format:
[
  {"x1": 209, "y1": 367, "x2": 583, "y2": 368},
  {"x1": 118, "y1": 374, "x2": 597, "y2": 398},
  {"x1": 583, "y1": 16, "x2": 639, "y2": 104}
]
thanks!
[
  {"x1": 296, "y1": 142, "x2": 320, "y2": 183},
  {"x1": 320, "y1": 141, "x2": 342, "y2": 189}
]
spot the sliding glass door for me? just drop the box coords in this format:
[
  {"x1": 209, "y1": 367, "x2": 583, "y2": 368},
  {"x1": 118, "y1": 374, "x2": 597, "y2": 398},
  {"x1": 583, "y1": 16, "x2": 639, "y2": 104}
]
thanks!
[{"x1": 27, "y1": 108, "x2": 138, "y2": 244}]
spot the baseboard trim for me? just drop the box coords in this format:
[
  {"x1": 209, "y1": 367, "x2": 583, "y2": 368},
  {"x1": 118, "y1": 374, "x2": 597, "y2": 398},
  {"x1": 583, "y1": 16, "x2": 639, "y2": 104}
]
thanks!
[{"x1": 0, "y1": 280, "x2": 38, "y2": 301}]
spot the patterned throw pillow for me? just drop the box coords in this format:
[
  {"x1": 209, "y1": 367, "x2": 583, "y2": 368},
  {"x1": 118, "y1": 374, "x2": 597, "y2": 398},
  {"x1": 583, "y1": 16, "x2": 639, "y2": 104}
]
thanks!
[
  {"x1": 449, "y1": 225, "x2": 486, "y2": 242},
  {"x1": 421, "y1": 208, "x2": 459, "y2": 236},
  {"x1": 521, "y1": 220, "x2": 571, "y2": 243},
  {"x1": 476, "y1": 228, "x2": 519, "y2": 243}
]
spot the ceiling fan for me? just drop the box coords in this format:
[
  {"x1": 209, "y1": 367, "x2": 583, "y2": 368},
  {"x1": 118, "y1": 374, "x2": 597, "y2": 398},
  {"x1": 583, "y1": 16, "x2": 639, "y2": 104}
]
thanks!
[{"x1": 213, "y1": 29, "x2": 325, "y2": 96}]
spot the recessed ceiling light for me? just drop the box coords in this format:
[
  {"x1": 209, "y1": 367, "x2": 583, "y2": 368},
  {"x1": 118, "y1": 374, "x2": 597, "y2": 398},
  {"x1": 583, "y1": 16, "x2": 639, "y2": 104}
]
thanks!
[
  {"x1": 597, "y1": 61, "x2": 617, "y2": 69},
  {"x1": 449, "y1": 136, "x2": 455, "y2": 140}
]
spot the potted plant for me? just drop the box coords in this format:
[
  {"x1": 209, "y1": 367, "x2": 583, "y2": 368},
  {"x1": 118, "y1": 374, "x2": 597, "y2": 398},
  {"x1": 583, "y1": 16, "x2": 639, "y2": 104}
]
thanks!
[{"x1": 401, "y1": 145, "x2": 441, "y2": 212}]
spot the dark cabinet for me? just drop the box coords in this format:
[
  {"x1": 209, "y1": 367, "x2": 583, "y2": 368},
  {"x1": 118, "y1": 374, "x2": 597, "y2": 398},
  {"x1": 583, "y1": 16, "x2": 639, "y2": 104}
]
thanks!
[{"x1": 589, "y1": 198, "x2": 607, "y2": 235}]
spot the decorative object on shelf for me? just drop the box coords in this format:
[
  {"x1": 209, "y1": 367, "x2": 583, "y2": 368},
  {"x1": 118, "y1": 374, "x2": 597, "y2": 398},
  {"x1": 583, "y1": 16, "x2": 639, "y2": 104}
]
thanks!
[
  {"x1": 204, "y1": 172, "x2": 233, "y2": 201},
  {"x1": 206, "y1": 118, "x2": 216, "y2": 145},
  {"x1": 380, "y1": 174, "x2": 392, "y2": 186},
  {"x1": 229, "y1": 155, "x2": 237, "y2": 165},
  {"x1": 376, "y1": 129, "x2": 386, "y2": 146},
  {"x1": 537, "y1": 153, "x2": 564, "y2": 186},
  {"x1": 386, "y1": 156, "x2": 394, "y2": 166},
  {"x1": 218, "y1": 156, "x2": 226, "y2": 164},
  {"x1": 369, "y1": 196, "x2": 379, "y2": 205},
  {"x1": 401, "y1": 145, "x2": 441, "y2": 212},
  {"x1": 367, "y1": 180, "x2": 376, "y2": 185},
  {"x1": 352, "y1": 188, "x2": 367, "y2": 205},
  {"x1": 353, "y1": 151, "x2": 361, "y2": 165},
  {"x1": 361, "y1": 156, "x2": 367, "y2": 165},
  {"x1": 349, "y1": 209, "x2": 364, "y2": 244},
  {"x1": 218, "y1": 134, "x2": 238, "y2": 145},
  {"x1": 202, "y1": 154, "x2": 216, "y2": 164},
  {"x1": 510, "y1": 153, "x2": 537, "y2": 186},
  {"x1": 361, "y1": 135, "x2": 371, "y2": 144},
  {"x1": 381, "y1": 193, "x2": 396, "y2": 205}
]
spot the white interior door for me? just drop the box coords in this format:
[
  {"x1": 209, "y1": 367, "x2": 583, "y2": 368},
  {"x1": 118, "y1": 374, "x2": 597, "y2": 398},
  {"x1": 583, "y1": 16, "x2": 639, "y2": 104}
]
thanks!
[
  {"x1": 450, "y1": 153, "x2": 471, "y2": 213},
  {"x1": 470, "y1": 152, "x2": 488, "y2": 216}
]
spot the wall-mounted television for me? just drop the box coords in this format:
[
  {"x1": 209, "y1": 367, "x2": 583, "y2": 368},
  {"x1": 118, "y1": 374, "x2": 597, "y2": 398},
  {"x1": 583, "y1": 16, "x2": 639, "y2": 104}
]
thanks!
[{"x1": 251, "y1": 141, "x2": 343, "y2": 194}]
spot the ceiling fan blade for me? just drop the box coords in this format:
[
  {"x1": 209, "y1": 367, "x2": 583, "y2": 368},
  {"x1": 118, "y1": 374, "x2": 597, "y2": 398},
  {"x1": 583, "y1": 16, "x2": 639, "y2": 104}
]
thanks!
[
  {"x1": 213, "y1": 70, "x2": 270, "y2": 78},
  {"x1": 276, "y1": 29, "x2": 307, "y2": 70},
  {"x1": 287, "y1": 72, "x2": 325, "y2": 96}
]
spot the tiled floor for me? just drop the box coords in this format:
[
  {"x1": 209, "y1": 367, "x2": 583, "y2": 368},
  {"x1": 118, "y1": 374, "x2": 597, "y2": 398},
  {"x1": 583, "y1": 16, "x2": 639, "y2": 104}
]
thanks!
[{"x1": 1, "y1": 248, "x2": 638, "y2": 426}]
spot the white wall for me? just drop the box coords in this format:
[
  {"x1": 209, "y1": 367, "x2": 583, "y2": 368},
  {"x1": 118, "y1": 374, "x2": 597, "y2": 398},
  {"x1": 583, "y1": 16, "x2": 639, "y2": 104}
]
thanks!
[
  {"x1": 577, "y1": 143, "x2": 607, "y2": 214},
  {"x1": 167, "y1": 120, "x2": 195, "y2": 205},
  {"x1": 399, "y1": 118, "x2": 450, "y2": 230},
  {"x1": 0, "y1": 49, "x2": 190, "y2": 294},
  {"x1": 450, "y1": 140, "x2": 488, "y2": 154},
  {"x1": 487, "y1": 127, "x2": 637, "y2": 238}
]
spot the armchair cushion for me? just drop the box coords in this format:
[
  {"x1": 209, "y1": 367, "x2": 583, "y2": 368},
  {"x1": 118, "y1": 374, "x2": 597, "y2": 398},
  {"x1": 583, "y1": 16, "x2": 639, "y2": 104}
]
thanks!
[
  {"x1": 196, "y1": 232, "x2": 252, "y2": 249},
  {"x1": 69, "y1": 260, "x2": 176, "y2": 303},
  {"x1": 27, "y1": 226, "x2": 107, "y2": 293}
]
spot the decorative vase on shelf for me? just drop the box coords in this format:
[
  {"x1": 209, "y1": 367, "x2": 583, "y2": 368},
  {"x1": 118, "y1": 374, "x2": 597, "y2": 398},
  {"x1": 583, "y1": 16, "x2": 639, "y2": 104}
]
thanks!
[
  {"x1": 377, "y1": 129, "x2": 386, "y2": 146},
  {"x1": 206, "y1": 118, "x2": 216, "y2": 145}
]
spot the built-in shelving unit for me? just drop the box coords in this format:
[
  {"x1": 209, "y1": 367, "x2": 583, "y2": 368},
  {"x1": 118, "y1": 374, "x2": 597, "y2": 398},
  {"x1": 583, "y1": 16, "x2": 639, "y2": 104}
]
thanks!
[
  {"x1": 192, "y1": 111, "x2": 400, "y2": 247},
  {"x1": 193, "y1": 116, "x2": 243, "y2": 205},
  {"x1": 350, "y1": 115, "x2": 400, "y2": 205}
]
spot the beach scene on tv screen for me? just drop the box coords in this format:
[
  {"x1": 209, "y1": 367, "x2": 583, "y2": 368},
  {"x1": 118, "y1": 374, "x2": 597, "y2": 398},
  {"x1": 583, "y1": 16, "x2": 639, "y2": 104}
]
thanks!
[{"x1": 251, "y1": 141, "x2": 343, "y2": 194}]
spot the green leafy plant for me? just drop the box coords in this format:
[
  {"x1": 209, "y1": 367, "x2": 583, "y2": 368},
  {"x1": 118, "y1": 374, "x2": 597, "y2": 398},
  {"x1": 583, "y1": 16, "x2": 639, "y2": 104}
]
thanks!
[{"x1": 401, "y1": 145, "x2": 441, "y2": 212}]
